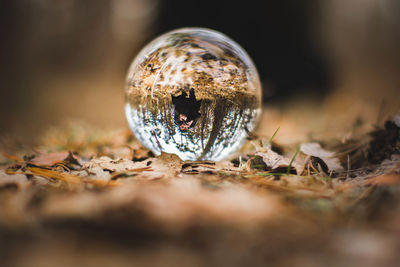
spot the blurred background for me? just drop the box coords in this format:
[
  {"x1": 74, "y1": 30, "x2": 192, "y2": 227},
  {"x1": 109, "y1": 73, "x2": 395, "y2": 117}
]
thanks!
[{"x1": 0, "y1": 0, "x2": 399, "y2": 141}]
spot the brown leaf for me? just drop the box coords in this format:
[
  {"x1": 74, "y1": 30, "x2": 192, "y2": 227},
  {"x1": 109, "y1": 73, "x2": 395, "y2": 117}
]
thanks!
[
  {"x1": 80, "y1": 153, "x2": 183, "y2": 181},
  {"x1": 27, "y1": 166, "x2": 82, "y2": 184},
  {"x1": 365, "y1": 174, "x2": 400, "y2": 185},
  {"x1": 2, "y1": 153, "x2": 24, "y2": 163},
  {"x1": 255, "y1": 146, "x2": 303, "y2": 174},
  {"x1": 132, "y1": 148, "x2": 153, "y2": 161},
  {"x1": 80, "y1": 156, "x2": 138, "y2": 181},
  {"x1": 139, "y1": 153, "x2": 182, "y2": 180},
  {"x1": 181, "y1": 161, "x2": 240, "y2": 175},
  {"x1": 29, "y1": 151, "x2": 70, "y2": 166},
  {"x1": 255, "y1": 147, "x2": 290, "y2": 169},
  {"x1": 300, "y1": 143, "x2": 344, "y2": 172}
]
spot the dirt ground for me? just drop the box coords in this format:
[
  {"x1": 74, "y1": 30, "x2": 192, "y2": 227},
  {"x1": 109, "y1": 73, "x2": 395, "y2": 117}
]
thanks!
[{"x1": 1, "y1": 94, "x2": 399, "y2": 267}]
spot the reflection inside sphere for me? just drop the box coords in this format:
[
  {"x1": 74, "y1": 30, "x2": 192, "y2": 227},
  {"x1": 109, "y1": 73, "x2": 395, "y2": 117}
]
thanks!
[
  {"x1": 125, "y1": 92, "x2": 260, "y2": 161},
  {"x1": 172, "y1": 89, "x2": 202, "y2": 132}
]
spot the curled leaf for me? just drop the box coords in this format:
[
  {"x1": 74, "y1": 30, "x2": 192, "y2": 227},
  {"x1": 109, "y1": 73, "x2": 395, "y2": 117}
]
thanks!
[{"x1": 300, "y1": 143, "x2": 344, "y2": 172}]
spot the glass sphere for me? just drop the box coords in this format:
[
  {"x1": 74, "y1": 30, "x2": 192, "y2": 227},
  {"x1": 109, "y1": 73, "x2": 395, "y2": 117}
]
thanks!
[{"x1": 125, "y1": 28, "x2": 262, "y2": 161}]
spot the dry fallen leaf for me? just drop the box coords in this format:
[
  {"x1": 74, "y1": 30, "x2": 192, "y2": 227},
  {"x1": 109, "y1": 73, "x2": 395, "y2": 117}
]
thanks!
[
  {"x1": 255, "y1": 145, "x2": 304, "y2": 174},
  {"x1": 300, "y1": 142, "x2": 344, "y2": 172},
  {"x1": 79, "y1": 152, "x2": 182, "y2": 181},
  {"x1": 27, "y1": 166, "x2": 82, "y2": 184},
  {"x1": 29, "y1": 151, "x2": 70, "y2": 166},
  {"x1": 364, "y1": 174, "x2": 400, "y2": 185},
  {"x1": 80, "y1": 156, "x2": 138, "y2": 180}
]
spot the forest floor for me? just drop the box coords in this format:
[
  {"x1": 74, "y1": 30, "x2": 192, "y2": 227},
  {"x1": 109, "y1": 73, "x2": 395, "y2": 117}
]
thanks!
[{"x1": 1, "y1": 97, "x2": 400, "y2": 267}]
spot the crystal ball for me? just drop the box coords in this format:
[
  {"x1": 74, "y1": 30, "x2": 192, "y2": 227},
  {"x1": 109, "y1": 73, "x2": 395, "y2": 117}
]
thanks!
[{"x1": 125, "y1": 28, "x2": 262, "y2": 161}]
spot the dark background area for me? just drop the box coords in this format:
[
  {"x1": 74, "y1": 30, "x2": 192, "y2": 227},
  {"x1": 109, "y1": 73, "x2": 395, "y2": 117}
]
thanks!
[
  {"x1": 156, "y1": 0, "x2": 331, "y2": 100},
  {"x1": 0, "y1": 0, "x2": 399, "y2": 140}
]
